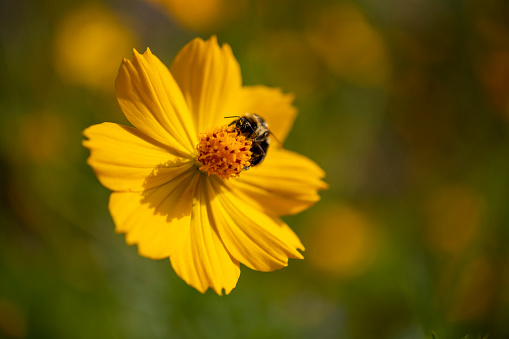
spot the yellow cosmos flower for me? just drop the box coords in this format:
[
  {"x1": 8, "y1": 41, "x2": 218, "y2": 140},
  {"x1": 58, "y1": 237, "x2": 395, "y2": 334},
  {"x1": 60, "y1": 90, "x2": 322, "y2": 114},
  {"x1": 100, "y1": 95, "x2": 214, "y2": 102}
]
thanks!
[{"x1": 83, "y1": 36, "x2": 327, "y2": 295}]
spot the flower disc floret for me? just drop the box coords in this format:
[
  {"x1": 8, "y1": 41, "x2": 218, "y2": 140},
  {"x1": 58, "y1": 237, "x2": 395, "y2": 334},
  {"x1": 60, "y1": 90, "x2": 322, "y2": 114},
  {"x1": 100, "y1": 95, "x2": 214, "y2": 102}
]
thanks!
[{"x1": 196, "y1": 125, "x2": 252, "y2": 179}]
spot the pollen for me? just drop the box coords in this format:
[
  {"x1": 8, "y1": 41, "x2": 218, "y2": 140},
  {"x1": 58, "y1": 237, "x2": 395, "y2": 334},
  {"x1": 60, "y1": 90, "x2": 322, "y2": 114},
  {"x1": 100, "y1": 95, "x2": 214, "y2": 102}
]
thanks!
[{"x1": 196, "y1": 125, "x2": 252, "y2": 180}]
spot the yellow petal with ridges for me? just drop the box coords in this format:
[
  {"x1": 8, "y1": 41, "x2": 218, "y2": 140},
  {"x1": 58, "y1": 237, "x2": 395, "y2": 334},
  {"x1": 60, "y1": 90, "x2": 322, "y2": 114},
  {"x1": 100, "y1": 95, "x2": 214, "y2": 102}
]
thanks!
[
  {"x1": 272, "y1": 217, "x2": 306, "y2": 252},
  {"x1": 230, "y1": 148, "x2": 328, "y2": 216},
  {"x1": 170, "y1": 36, "x2": 242, "y2": 133},
  {"x1": 170, "y1": 175, "x2": 240, "y2": 295},
  {"x1": 83, "y1": 122, "x2": 194, "y2": 192},
  {"x1": 238, "y1": 86, "x2": 297, "y2": 143},
  {"x1": 208, "y1": 177, "x2": 303, "y2": 272},
  {"x1": 109, "y1": 171, "x2": 199, "y2": 259},
  {"x1": 116, "y1": 48, "x2": 197, "y2": 156},
  {"x1": 83, "y1": 37, "x2": 328, "y2": 295}
]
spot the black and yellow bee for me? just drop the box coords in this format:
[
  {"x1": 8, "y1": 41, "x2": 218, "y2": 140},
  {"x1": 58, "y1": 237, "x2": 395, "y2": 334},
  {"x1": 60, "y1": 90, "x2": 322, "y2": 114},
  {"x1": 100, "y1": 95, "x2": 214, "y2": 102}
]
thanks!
[{"x1": 227, "y1": 113, "x2": 270, "y2": 169}]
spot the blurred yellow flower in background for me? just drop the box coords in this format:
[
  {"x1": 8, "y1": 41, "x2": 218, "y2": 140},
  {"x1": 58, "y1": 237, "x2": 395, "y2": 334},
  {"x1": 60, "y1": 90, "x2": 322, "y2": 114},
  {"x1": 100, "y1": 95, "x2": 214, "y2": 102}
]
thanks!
[
  {"x1": 0, "y1": 298, "x2": 26, "y2": 339},
  {"x1": 306, "y1": 4, "x2": 391, "y2": 88},
  {"x1": 445, "y1": 256, "x2": 496, "y2": 322},
  {"x1": 425, "y1": 185, "x2": 483, "y2": 255},
  {"x1": 18, "y1": 111, "x2": 67, "y2": 164},
  {"x1": 83, "y1": 36, "x2": 327, "y2": 294},
  {"x1": 145, "y1": 0, "x2": 247, "y2": 32},
  {"x1": 259, "y1": 31, "x2": 324, "y2": 96},
  {"x1": 54, "y1": 5, "x2": 136, "y2": 92},
  {"x1": 305, "y1": 204, "x2": 378, "y2": 278},
  {"x1": 475, "y1": 14, "x2": 509, "y2": 119}
]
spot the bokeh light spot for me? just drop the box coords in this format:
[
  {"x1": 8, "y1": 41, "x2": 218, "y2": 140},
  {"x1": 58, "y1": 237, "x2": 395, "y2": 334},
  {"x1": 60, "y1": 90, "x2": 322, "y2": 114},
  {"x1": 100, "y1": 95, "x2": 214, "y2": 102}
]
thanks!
[
  {"x1": 306, "y1": 204, "x2": 378, "y2": 278},
  {"x1": 446, "y1": 256, "x2": 496, "y2": 322},
  {"x1": 54, "y1": 5, "x2": 136, "y2": 92},
  {"x1": 19, "y1": 111, "x2": 67, "y2": 164},
  {"x1": 145, "y1": 0, "x2": 247, "y2": 32},
  {"x1": 305, "y1": 4, "x2": 392, "y2": 88},
  {"x1": 0, "y1": 298, "x2": 27, "y2": 338},
  {"x1": 425, "y1": 185, "x2": 483, "y2": 255}
]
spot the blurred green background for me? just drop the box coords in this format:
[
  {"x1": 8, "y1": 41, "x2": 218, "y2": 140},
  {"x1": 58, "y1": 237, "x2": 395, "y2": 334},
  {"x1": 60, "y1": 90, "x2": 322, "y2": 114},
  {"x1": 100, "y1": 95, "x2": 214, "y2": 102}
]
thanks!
[{"x1": 2, "y1": 0, "x2": 509, "y2": 338}]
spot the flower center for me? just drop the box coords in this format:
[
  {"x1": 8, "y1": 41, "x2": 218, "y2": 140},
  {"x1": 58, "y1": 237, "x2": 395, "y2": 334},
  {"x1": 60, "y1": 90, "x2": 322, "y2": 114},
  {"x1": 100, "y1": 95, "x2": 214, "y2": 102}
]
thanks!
[{"x1": 196, "y1": 125, "x2": 252, "y2": 180}]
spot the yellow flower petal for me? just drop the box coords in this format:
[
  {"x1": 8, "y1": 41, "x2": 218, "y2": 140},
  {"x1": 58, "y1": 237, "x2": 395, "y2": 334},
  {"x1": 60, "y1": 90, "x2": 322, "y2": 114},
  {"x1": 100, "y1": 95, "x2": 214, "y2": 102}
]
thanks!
[
  {"x1": 272, "y1": 217, "x2": 306, "y2": 252},
  {"x1": 171, "y1": 176, "x2": 240, "y2": 295},
  {"x1": 229, "y1": 148, "x2": 328, "y2": 216},
  {"x1": 84, "y1": 37, "x2": 328, "y2": 295},
  {"x1": 238, "y1": 86, "x2": 297, "y2": 143},
  {"x1": 83, "y1": 122, "x2": 194, "y2": 192},
  {"x1": 109, "y1": 171, "x2": 199, "y2": 259},
  {"x1": 170, "y1": 36, "x2": 242, "y2": 133},
  {"x1": 116, "y1": 48, "x2": 197, "y2": 156},
  {"x1": 207, "y1": 177, "x2": 304, "y2": 272}
]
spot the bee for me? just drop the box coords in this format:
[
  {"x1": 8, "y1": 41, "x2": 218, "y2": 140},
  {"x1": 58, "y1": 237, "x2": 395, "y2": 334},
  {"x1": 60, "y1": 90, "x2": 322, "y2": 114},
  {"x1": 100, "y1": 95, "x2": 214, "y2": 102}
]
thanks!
[{"x1": 226, "y1": 113, "x2": 270, "y2": 169}]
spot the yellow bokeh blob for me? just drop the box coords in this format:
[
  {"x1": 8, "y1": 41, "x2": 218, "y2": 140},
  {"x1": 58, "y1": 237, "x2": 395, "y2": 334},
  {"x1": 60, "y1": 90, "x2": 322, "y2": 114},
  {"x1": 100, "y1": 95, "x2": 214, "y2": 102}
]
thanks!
[
  {"x1": 0, "y1": 298, "x2": 26, "y2": 338},
  {"x1": 474, "y1": 14, "x2": 509, "y2": 119},
  {"x1": 259, "y1": 31, "x2": 323, "y2": 96},
  {"x1": 306, "y1": 204, "x2": 378, "y2": 278},
  {"x1": 54, "y1": 5, "x2": 136, "y2": 92},
  {"x1": 425, "y1": 185, "x2": 483, "y2": 255},
  {"x1": 446, "y1": 256, "x2": 496, "y2": 322},
  {"x1": 146, "y1": 0, "x2": 247, "y2": 33},
  {"x1": 19, "y1": 111, "x2": 67, "y2": 164},
  {"x1": 305, "y1": 4, "x2": 391, "y2": 88}
]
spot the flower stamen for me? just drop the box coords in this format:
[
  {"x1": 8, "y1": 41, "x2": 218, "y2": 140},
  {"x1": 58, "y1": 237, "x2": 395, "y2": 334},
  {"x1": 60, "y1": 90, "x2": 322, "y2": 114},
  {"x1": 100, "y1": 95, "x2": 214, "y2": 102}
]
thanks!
[{"x1": 196, "y1": 125, "x2": 252, "y2": 179}]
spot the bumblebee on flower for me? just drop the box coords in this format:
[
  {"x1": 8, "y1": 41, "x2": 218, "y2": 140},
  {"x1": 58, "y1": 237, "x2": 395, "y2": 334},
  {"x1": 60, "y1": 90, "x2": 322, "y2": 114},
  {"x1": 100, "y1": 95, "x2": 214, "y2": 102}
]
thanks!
[{"x1": 83, "y1": 36, "x2": 327, "y2": 295}]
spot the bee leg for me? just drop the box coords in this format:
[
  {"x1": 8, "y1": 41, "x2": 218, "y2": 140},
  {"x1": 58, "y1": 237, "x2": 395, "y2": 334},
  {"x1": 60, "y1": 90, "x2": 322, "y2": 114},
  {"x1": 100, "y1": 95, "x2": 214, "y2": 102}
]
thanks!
[
  {"x1": 254, "y1": 131, "x2": 270, "y2": 142},
  {"x1": 247, "y1": 143, "x2": 266, "y2": 168}
]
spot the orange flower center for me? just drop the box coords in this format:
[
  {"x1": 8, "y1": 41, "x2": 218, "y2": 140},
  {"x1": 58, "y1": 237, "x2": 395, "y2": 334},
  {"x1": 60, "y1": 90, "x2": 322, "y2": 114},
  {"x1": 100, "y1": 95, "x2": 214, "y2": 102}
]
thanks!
[{"x1": 196, "y1": 125, "x2": 252, "y2": 180}]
